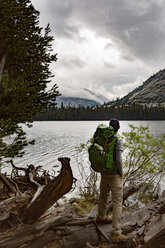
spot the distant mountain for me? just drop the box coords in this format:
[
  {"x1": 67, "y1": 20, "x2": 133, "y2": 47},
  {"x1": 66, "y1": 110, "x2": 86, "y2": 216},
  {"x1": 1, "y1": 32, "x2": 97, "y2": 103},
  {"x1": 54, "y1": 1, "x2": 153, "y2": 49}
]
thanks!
[
  {"x1": 107, "y1": 69, "x2": 165, "y2": 106},
  {"x1": 56, "y1": 96, "x2": 100, "y2": 108},
  {"x1": 56, "y1": 89, "x2": 109, "y2": 108}
]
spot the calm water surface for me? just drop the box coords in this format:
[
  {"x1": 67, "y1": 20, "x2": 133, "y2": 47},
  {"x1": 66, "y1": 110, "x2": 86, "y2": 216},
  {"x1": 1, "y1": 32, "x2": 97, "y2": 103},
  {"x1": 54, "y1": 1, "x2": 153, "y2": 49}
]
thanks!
[{"x1": 10, "y1": 121, "x2": 164, "y2": 178}]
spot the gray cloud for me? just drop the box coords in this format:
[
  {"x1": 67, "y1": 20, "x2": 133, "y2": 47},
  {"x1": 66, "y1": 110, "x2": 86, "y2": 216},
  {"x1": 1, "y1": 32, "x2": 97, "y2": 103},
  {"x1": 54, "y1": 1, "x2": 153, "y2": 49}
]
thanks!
[
  {"x1": 104, "y1": 62, "x2": 117, "y2": 69},
  {"x1": 121, "y1": 54, "x2": 136, "y2": 62},
  {"x1": 53, "y1": 22, "x2": 79, "y2": 39},
  {"x1": 31, "y1": 0, "x2": 165, "y2": 100},
  {"x1": 39, "y1": 0, "x2": 165, "y2": 63},
  {"x1": 59, "y1": 55, "x2": 85, "y2": 69},
  {"x1": 104, "y1": 43, "x2": 115, "y2": 50},
  {"x1": 77, "y1": 0, "x2": 165, "y2": 64}
]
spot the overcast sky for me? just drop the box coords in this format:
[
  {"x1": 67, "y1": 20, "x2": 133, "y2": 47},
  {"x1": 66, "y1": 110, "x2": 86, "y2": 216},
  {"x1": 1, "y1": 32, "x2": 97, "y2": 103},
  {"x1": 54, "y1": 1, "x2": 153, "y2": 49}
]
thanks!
[{"x1": 31, "y1": 0, "x2": 165, "y2": 101}]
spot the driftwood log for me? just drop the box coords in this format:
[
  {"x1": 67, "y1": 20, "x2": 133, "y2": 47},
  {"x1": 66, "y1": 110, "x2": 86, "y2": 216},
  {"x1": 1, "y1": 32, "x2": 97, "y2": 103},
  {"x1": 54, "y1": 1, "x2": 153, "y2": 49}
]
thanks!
[
  {"x1": 23, "y1": 157, "x2": 73, "y2": 223},
  {"x1": 0, "y1": 191, "x2": 164, "y2": 248},
  {"x1": 0, "y1": 159, "x2": 165, "y2": 248},
  {"x1": 0, "y1": 157, "x2": 73, "y2": 224}
]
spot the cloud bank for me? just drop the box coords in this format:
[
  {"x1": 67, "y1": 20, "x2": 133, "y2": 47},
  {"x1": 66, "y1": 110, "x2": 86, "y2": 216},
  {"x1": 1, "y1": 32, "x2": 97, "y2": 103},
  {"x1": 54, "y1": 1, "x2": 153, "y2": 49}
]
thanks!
[{"x1": 31, "y1": 0, "x2": 165, "y2": 101}]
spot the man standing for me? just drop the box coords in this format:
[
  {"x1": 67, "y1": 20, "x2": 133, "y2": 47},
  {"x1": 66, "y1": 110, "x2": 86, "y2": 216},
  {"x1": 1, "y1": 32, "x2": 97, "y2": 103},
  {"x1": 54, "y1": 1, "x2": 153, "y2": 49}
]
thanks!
[{"x1": 96, "y1": 118, "x2": 129, "y2": 242}]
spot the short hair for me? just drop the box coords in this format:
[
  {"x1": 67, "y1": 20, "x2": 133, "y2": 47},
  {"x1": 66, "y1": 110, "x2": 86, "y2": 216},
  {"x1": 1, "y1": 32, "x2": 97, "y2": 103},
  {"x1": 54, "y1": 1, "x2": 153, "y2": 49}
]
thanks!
[{"x1": 109, "y1": 118, "x2": 120, "y2": 132}]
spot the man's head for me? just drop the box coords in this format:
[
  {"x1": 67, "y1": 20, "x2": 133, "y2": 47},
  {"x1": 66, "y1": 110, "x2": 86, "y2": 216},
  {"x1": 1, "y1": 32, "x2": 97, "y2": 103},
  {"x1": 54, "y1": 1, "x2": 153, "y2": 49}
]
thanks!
[{"x1": 109, "y1": 118, "x2": 120, "y2": 132}]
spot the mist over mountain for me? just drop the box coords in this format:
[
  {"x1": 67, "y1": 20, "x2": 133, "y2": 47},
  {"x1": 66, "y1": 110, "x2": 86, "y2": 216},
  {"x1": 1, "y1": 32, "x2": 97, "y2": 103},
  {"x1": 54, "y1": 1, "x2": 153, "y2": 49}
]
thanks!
[
  {"x1": 83, "y1": 88, "x2": 109, "y2": 104},
  {"x1": 56, "y1": 96, "x2": 101, "y2": 108},
  {"x1": 56, "y1": 88, "x2": 109, "y2": 108}
]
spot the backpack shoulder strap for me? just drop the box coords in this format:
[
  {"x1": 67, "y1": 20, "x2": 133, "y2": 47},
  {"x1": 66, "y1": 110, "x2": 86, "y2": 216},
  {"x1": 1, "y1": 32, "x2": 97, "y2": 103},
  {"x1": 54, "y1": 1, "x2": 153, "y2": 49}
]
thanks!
[{"x1": 104, "y1": 135, "x2": 116, "y2": 151}]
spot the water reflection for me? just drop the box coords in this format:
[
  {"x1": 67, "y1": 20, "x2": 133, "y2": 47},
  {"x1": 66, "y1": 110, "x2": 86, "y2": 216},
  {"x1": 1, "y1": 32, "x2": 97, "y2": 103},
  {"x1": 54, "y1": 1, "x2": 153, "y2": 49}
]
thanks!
[{"x1": 11, "y1": 121, "x2": 164, "y2": 176}]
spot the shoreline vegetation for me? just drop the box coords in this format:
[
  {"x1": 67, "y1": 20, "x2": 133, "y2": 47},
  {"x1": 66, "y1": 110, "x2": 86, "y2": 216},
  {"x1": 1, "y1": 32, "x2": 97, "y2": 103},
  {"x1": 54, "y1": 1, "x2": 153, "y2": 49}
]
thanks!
[
  {"x1": 0, "y1": 125, "x2": 164, "y2": 248},
  {"x1": 0, "y1": 1, "x2": 165, "y2": 247},
  {"x1": 0, "y1": 157, "x2": 165, "y2": 248}
]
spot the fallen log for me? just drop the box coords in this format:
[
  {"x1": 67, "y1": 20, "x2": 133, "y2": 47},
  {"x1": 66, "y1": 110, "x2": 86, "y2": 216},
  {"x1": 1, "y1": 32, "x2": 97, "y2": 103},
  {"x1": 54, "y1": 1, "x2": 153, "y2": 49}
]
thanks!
[
  {"x1": 0, "y1": 157, "x2": 73, "y2": 226},
  {"x1": 141, "y1": 227, "x2": 165, "y2": 248},
  {"x1": 88, "y1": 185, "x2": 140, "y2": 217},
  {"x1": 0, "y1": 188, "x2": 164, "y2": 248},
  {"x1": 0, "y1": 173, "x2": 17, "y2": 196},
  {"x1": 22, "y1": 157, "x2": 73, "y2": 223},
  {"x1": 0, "y1": 158, "x2": 165, "y2": 248},
  {"x1": 0, "y1": 194, "x2": 30, "y2": 224}
]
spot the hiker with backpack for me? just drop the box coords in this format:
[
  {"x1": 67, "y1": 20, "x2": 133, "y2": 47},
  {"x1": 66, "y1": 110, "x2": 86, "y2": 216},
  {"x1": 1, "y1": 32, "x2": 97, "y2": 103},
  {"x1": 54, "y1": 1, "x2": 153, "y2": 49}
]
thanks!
[{"x1": 88, "y1": 118, "x2": 130, "y2": 242}]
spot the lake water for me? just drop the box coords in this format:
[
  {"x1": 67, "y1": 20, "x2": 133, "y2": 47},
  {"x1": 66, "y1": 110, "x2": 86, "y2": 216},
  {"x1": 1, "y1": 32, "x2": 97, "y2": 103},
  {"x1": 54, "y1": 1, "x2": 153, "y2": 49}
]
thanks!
[{"x1": 9, "y1": 120, "x2": 164, "y2": 179}]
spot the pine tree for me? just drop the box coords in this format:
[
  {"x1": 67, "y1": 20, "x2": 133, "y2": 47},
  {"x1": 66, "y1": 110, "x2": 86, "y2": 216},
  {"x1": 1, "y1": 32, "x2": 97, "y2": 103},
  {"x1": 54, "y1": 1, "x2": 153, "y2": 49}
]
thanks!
[{"x1": 0, "y1": 0, "x2": 60, "y2": 165}]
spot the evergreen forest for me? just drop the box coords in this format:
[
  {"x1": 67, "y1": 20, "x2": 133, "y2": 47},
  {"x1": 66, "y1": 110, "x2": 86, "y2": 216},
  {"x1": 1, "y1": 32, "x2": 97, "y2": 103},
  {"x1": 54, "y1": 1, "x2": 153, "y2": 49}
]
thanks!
[{"x1": 33, "y1": 104, "x2": 165, "y2": 121}]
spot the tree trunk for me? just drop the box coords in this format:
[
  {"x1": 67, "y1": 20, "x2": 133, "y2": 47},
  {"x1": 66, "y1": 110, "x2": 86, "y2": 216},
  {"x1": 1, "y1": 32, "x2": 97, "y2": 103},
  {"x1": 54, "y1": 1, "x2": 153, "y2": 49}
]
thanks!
[
  {"x1": 0, "y1": 188, "x2": 164, "y2": 248},
  {"x1": 0, "y1": 159, "x2": 165, "y2": 248},
  {"x1": 141, "y1": 227, "x2": 165, "y2": 248},
  {"x1": 22, "y1": 157, "x2": 73, "y2": 223},
  {"x1": 0, "y1": 192, "x2": 165, "y2": 248},
  {"x1": 0, "y1": 44, "x2": 8, "y2": 83},
  {"x1": 0, "y1": 173, "x2": 17, "y2": 195}
]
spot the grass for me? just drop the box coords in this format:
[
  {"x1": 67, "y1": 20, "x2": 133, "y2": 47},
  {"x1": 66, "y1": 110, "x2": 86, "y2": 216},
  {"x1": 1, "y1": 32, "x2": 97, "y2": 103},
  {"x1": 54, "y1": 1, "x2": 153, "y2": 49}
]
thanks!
[{"x1": 70, "y1": 196, "x2": 98, "y2": 214}]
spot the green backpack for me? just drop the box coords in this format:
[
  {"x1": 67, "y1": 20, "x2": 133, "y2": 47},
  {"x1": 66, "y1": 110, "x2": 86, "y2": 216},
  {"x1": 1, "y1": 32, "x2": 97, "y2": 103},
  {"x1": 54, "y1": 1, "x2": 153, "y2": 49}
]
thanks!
[{"x1": 88, "y1": 125, "x2": 117, "y2": 173}]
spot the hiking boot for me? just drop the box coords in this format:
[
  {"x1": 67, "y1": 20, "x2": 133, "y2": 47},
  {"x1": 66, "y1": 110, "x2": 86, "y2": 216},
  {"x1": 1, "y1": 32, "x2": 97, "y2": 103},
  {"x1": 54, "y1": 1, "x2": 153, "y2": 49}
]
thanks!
[
  {"x1": 96, "y1": 215, "x2": 112, "y2": 223},
  {"x1": 111, "y1": 233, "x2": 130, "y2": 243}
]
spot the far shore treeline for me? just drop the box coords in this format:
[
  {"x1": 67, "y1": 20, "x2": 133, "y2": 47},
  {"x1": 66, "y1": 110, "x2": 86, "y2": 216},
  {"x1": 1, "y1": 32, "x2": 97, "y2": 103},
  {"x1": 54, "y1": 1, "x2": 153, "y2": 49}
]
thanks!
[{"x1": 33, "y1": 104, "x2": 165, "y2": 121}]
